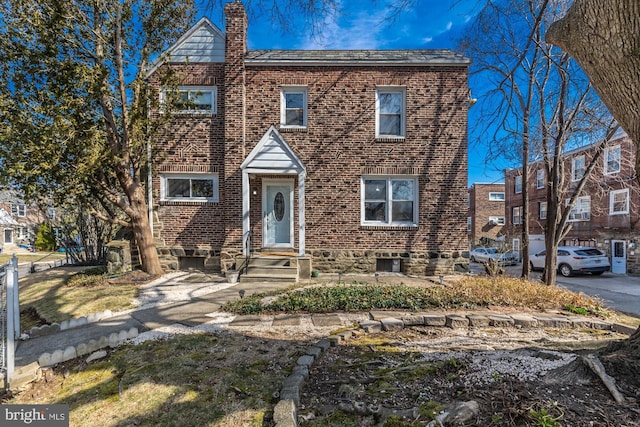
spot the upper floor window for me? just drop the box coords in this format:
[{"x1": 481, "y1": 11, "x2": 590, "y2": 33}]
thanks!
[
  {"x1": 609, "y1": 188, "x2": 629, "y2": 215},
  {"x1": 571, "y1": 155, "x2": 585, "y2": 181},
  {"x1": 567, "y1": 196, "x2": 590, "y2": 221},
  {"x1": 604, "y1": 145, "x2": 621, "y2": 175},
  {"x1": 376, "y1": 87, "x2": 406, "y2": 138},
  {"x1": 536, "y1": 169, "x2": 545, "y2": 189},
  {"x1": 539, "y1": 201, "x2": 547, "y2": 220},
  {"x1": 362, "y1": 176, "x2": 417, "y2": 226},
  {"x1": 11, "y1": 203, "x2": 26, "y2": 217},
  {"x1": 512, "y1": 206, "x2": 523, "y2": 225},
  {"x1": 514, "y1": 176, "x2": 522, "y2": 194},
  {"x1": 161, "y1": 174, "x2": 219, "y2": 202},
  {"x1": 281, "y1": 86, "x2": 307, "y2": 128},
  {"x1": 162, "y1": 86, "x2": 217, "y2": 114},
  {"x1": 489, "y1": 192, "x2": 505, "y2": 201}
]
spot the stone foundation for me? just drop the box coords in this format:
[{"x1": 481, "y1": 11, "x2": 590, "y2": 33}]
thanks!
[
  {"x1": 158, "y1": 246, "x2": 467, "y2": 276},
  {"x1": 157, "y1": 247, "x2": 221, "y2": 272},
  {"x1": 308, "y1": 249, "x2": 467, "y2": 276},
  {"x1": 106, "y1": 240, "x2": 132, "y2": 274}
]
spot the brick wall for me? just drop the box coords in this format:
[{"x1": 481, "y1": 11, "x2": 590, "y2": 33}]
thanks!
[
  {"x1": 151, "y1": 4, "x2": 470, "y2": 274},
  {"x1": 468, "y1": 183, "x2": 506, "y2": 246}
]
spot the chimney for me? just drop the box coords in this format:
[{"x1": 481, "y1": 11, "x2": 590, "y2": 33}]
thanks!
[{"x1": 224, "y1": 1, "x2": 247, "y2": 59}]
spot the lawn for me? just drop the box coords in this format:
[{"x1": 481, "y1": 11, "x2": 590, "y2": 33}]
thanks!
[
  {"x1": 7, "y1": 268, "x2": 640, "y2": 426},
  {"x1": 18, "y1": 267, "x2": 141, "y2": 328},
  {"x1": 0, "y1": 251, "x2": 68, "y2": 266}
]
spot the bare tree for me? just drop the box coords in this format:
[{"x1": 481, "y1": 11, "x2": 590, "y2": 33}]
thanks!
[
  {"x1": 461, "y1": 0, "x2": 612, "y2": 284},
  {"x1": 547, "y1": 0, "x2": 640, "y2": 185}
]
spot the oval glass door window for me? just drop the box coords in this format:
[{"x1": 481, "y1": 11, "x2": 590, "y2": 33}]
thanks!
[{"x1": 274, "y1": 192, "x2": 285, "y2": 221}]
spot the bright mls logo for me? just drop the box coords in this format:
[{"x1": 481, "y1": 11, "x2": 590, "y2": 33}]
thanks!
[{"x1": 1, "y1": 405, "x2": 69, "y2": 426}]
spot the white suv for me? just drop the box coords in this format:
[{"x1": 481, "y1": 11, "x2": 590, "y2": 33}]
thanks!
[{"x1": 530, "y1": 246, "x2": 610, "y2": 277}]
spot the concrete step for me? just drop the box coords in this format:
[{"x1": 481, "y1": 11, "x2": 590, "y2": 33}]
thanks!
[
  {"x1": 246, "y1": 265, "x2": 297, "y2": 276},
  {"x1": 248, "y1": 256, "x2": 293, "y2": 267},
  {"x1": 239, "y1": 273, "x2": 298, "y2": 283}
]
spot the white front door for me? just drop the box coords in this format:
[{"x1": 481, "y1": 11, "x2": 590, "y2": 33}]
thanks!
[
  {"x1": 611, "y1": 240, "x2": 626, "y2": 274},
  {"x1": 263, "y1": 181, "x2": 293, "y2": 248}
]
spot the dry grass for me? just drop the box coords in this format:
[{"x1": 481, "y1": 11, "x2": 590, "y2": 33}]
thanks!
[
  {"x1": 444, "y1": 275, "x2": 606, "y2": 314},
  {"x1": 10, "y1": 332, "x2": 310, "y2": 427},
  {"x1": 19, "y1": 267, "x2": 139, "y2": 325}
]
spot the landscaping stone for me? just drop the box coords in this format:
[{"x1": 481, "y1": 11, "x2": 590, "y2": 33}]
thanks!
[
  {"x1": 359, "y1": 320, "x2": 382, "y2": 333},
  {"x1": 311, "y1": 313, "x2": 342, "y2": 327},
  {"x1": 467, "y1": 314, "x2": 490, "y2": 327},
  {"x1": 86, "y1": 350, "x2": 108, "y2": 363},
  {"x1": 489, "y1": 315, "x2": 515, "y2": 327},
  {"x1": 511, "y1": 314, "x2": 538, "y2": 328},
  {"x1": 229, "y1": 315, "x2": 262, "y2": 326},
  {"x1": 273, "y1": 399, "x2": 297, "y2": 427},
  {"x1": 315, "y1": 339, "x2": 331, "y2": 351},
  {"x1": 306, "y1": 346, "x2": 322, "y2": 358},
  {"x1": 272, "y1": 314, "x2": 302, "y2": 327},
  {"x1": 446, "y1": 315, "x2": 469, "y2": 328},
  {"x1": 62, "y1": 346, "x2": 77, "y2": 362},
  {"x1": 424, "y1": 314, "x2": 447, "y2": 326},
  {"x1": 380, "y1": 318, "x2": 404, "y2": 331},
  {"x1": 297, "y1": 355, "x2": 315, "y2": 367},
  {"x1": 400, "y1": 314, "x2": 425, "y2": 326}
]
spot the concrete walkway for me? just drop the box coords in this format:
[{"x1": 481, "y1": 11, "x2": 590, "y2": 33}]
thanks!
[{"x1": 14, "y1": 275, "x2": 297, "y2": 370}]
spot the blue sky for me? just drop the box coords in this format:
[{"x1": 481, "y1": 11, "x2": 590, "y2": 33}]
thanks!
[{"x1": 205, "y1": 0, "x2": 507, "y2": 186}]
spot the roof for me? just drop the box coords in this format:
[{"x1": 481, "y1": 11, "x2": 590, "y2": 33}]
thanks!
[{"x1": 244, "y1": 49, "x2": 470, "y2": 67}]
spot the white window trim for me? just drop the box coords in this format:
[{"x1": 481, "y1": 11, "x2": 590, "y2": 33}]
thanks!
[
  {"x1": 604, "y1": 145, "x2": 621, "y2": 175},
  {"x1": 160, "y1": 86, "x2": 217, "y2": 114},
  {"x1": 11, "y1": 203, "x2": 26, "y2": 217},
  {"x1": 488, "y1": 192, "x2": 505, "y2": 201},
  {"x1": 539, "y1": 202, "x2": 547, "y2": 220},
  {"x1": 567, "y1": 196, "x2": 591, "y2": 221},
  {"x1": 571, "y1": 155, "x2": 585, "y2": 182},
  {"x1": 280, "y1": 86, "x2": 308, "y2": 128},
  {"x1": 512, "y1": 206, "x2": 522, "y2": 225},
  {"x1": 609, "y1": 188, "x2": 629, "y2": 215},
  {"x1": 514, "y1": 176, "x2": 522, "y2": 194},
  {"x1": 160, "y1": 173, "x2": 219, "y2": 202},
  {"x1": 536, "y1": 169, "x2": 544, "y2": 189},
  {"x1": 361, "y1": 176, "x2": 418, "y2": 226},
  {"x1": 375, "y1": 87, "x2": 406, "y2": 139}
]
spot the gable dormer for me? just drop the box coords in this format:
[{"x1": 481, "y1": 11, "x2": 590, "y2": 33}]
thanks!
[{"x1": 146, "y1": 17, "x2": 225, "y2": 76}]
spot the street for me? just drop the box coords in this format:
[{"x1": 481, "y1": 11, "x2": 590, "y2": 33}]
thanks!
[{"x1": 470, "y1": 262, "x2": 640, "y2": 318}]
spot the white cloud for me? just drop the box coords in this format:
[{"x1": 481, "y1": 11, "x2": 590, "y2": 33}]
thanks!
[
  {"x1": 422, "y1": 37, "x2": 433, "y2": 43},
  {"x1": 446, "y1": 21, "x2": 453, "y2": 30},
  {"x1": 298, "y1": 3, "x2": 389, "y2": 49}
]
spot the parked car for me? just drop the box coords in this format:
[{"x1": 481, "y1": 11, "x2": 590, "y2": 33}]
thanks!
[
  {"x1": 469, "y1": 247, "x2": 518, "y2": 266},
  {"x1": 530, "y1": 246, "x2": 610, "y2": 277}
]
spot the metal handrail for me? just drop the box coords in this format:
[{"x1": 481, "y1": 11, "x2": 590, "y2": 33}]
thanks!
[{"x1": 236, "y1": 227, "x2": 254, "y2": 275}]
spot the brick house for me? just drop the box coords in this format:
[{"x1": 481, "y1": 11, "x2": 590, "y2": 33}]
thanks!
[
  {"x1": 148, "y1": 2, "x2": 470, "y2": 279},
  {"x1": 467, "y1": 183, "x2": 506, "y2": 248},
  {"x1": 503, "y1": 130, "x2": 640, "y2": 275},
  {"x1": 0, "y1": 189, "x2": 48, "y2": 251}
]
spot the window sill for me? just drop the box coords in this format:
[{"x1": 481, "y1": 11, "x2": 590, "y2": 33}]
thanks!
[
  {"x1": 360, "y1": 225, "x2": 418, "y2": 231},
  {"x1": 160, "y1": 200, "x2": 219, "y2": 206},
  {"x1": 279, "y1": 126, "x2": 308, "y2": 133},
  {"x1": 375, "y1": 137, "x2": 405, "y2": 142}
]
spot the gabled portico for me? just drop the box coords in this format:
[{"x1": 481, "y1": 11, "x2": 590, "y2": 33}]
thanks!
[{"x1": 240, "y1": 126, "x2": 306, "y2": 256}]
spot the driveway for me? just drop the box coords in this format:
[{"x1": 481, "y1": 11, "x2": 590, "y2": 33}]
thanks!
[{"x1": 470, "y1": 261, "x2": 640, "y2": 317}]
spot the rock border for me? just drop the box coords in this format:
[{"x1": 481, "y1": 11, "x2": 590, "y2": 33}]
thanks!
[{"x1": 273, "y1": 311, "x2": 635, "y2": 427}]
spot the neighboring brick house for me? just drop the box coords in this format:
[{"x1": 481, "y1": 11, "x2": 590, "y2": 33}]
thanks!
[
  {"x1": 504, "y1": 130, "x2": 640, "y2": 275},
  {"x1": 0, "y1": 189, "x2": 48, "y2": 250},
  {"x1": 467, "y1": 183, "x2": 506, "y2": 248},
  {"x1": 148, "y1": 2, "x2": 470, "y2": 277}
]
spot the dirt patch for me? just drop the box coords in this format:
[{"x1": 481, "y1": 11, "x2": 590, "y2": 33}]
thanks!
[{"x1": 298, "y1": 327, "x2": 640, "y2": 426}]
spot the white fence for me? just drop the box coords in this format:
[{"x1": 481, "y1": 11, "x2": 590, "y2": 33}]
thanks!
[{"x1": 1, "y1": 256, "x2": 20, "y2": 390}]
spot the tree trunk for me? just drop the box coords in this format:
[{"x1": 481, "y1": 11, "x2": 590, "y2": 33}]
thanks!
[
  {"x1": 129, "y1": 186, "x2": 163, "y2": 276},
  {"x1": 547, "y1": 0, "x2": 640, "y2": 186}
]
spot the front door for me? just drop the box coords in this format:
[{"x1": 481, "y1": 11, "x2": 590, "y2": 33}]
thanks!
[
  {"x1": 263, "y1": 181, "x2": 293, "y2": 248},
  {"x1": 611, "y1": 240, "x2": 626, "y2": 274}
]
